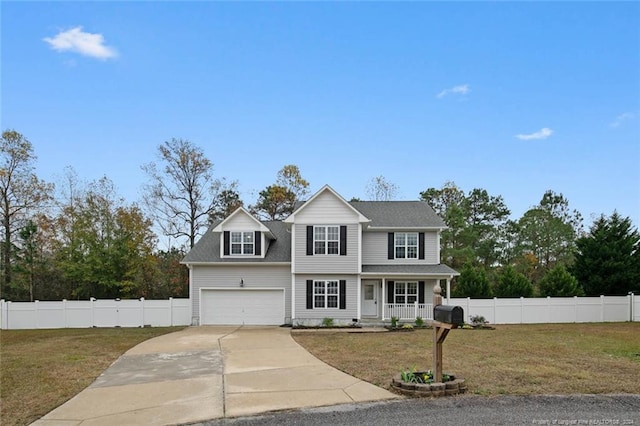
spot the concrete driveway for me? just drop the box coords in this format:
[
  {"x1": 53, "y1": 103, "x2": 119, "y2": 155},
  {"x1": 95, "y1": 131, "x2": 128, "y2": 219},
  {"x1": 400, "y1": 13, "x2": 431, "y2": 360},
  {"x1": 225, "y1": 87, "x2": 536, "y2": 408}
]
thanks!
[{"x1": 33, "y1": 326, "x2": 398, "y2": 425}]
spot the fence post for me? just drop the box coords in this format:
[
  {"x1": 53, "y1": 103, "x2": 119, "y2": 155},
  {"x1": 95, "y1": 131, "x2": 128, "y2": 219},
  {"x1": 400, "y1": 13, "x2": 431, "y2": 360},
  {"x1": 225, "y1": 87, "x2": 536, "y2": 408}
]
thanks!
[
  {"x1": 1, "y1": 299, "x2": 6, "y2": 330},
  {"x1": 600, "y1": 295, "x2": 605, "y2": 322},
  {"x1": 520, "y1": 297, "x2": 524, "y2": 324},
  {"x1": 414, "y1": 301, "x2": 418, "y2": 319},
  {"x1": 574, "y1": 296, "x2": 578, "y2": 323},
  {"x1": 34, "y1": 300, "x2": 39, "y2": 329},
  {"x1": 90, "y1": 297, "x2": 96, "y2": 327},
  {"x1": 493, "y1": 297, "x2": 497, "y2": 324},
  {"x1": 63, "y1": 299, "x2": 67, "y2": 328},
  {"x1": 169, "y1": 297, "x2": 174, "y2": 326},
  {"x1": 630, "y1": 293, "x2": 634, "y2": 322},
  {"x1": 140, "y1": 297, "x2": 145, "y2": 328}
]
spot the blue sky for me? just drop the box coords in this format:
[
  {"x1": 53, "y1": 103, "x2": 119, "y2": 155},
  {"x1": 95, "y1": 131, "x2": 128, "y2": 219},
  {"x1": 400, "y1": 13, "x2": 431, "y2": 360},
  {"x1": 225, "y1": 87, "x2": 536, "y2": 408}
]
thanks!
[{"x1": 2, "y1": 1, "x2": 639, "y2": 229}]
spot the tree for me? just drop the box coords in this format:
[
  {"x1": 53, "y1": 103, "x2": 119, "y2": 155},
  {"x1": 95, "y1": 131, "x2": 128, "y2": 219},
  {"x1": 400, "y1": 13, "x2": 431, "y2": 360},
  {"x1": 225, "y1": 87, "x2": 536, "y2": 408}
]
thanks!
[
  {"x1": 209, "y1": 179, "x2": 243, "y2": 221},
  {"x1": 419, "y1": 182, "x2": 510, "y2": 269},
  {"x1": 0, "y1": 130, "x2": 53, "y2": 298},
  {"x1": 277, "y1": 164, "x2": 309, "y2": 200},
  {"x1": 452, "y1": 264, "x2": 492, "y2": 298},
  {"x1": 493, "y1": 266, "x2": 534, "y2": 297},
  {"x1": 142, "y1": 138, "x2": 218, "y2": 249},
  {"x1": 461, "y1": 188, "x2": 511, "y2": 268},
  {"x1": 56, "y1": 177, "x2": 158, "y2": 299},
  {"x1": 252, "y1": 165, "x2": 309, "y2": 220},
  {"x1": 516, "y1": 191, "x2": 583, "y2": 283},
  {"x1": 572, "y1": 212, "x2": 640, "y2": 295},
  {"x1": 538, "y1": 264, "x2": 583, "y2": 297},
  {"x1": 252, "y1": 185, "x2": 297, "y2": 220},
  {"x1": 366, "y1": 175, "x2": 398, "y2": 201}
]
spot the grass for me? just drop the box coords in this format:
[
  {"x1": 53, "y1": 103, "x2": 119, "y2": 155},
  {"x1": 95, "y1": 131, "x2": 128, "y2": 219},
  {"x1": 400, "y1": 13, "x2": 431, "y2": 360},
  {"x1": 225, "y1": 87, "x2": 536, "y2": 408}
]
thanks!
[
  {"x1": 0, "y1": 327, "x2": 182, "y2": 426},
  {"x1": 292, "y1": 323, "x2": 640, "y2": 395}
]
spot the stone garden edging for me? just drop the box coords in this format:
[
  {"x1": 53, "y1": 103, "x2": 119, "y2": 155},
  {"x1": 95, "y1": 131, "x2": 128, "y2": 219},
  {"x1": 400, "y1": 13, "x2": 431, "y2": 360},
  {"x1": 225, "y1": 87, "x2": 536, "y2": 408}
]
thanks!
[{"x1": 391, "y1": 373, "x2": 467, "y2": 397}]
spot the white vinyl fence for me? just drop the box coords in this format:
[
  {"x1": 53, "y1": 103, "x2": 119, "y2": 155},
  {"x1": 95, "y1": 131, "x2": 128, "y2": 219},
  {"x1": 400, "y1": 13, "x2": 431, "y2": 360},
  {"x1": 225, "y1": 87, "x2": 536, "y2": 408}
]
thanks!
[
  {"x1": 0, "y1": 298, "x2": 191, "y2": 330},
  {"x1": 445, "y1": 294, "x2": 638, "y2": 325}
]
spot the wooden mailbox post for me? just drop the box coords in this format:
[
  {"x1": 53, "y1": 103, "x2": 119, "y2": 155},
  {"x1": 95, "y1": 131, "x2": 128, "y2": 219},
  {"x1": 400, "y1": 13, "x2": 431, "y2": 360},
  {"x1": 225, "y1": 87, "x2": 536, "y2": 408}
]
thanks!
[{"x1": 432, "y1": 283, "x2": 463, "y2": 383}]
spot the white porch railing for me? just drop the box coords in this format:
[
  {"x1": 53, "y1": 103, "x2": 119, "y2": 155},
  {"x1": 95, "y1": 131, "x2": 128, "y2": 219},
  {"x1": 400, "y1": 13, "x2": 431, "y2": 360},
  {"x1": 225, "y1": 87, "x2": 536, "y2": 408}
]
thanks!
[{"x1": 383, "y1": 303, "x2": 433, "y2": 320}]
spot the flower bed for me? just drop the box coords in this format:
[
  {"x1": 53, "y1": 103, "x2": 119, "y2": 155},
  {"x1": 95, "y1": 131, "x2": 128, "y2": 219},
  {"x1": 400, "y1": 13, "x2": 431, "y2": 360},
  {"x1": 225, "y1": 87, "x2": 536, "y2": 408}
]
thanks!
[{"x1": 391, "y1": 371, "x2": 467, "y2": 397}]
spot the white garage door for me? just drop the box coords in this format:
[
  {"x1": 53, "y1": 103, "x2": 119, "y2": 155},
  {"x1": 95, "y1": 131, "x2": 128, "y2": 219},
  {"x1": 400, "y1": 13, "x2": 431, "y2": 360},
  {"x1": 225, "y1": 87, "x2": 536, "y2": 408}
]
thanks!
[{"x1": 201, "y1": 289, "x2": 285, "y2": 325}]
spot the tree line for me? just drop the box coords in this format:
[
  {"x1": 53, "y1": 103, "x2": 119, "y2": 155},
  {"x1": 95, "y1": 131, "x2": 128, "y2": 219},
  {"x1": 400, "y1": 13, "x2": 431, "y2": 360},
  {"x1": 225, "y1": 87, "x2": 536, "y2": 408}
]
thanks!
[
  {"x1": 1, "y1": 130, "x2": 638, "y2": 301},
  {"x1": 421, "y1": 182, "x2": 640, "y2": 298}
]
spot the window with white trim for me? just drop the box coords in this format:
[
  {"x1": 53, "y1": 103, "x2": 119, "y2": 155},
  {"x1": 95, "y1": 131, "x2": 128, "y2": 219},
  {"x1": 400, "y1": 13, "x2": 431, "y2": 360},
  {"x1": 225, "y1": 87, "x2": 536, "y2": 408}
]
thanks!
[
  {"x1": 395, "y1": 232, "x2": 418, "y2": 259},
  {"x1": 314, "y1": 280, "x2": 339, "y2": 308},
  {"x1": 314, "y1": 226, "x2": 339, "y2": 255},
  {"x1": 394, "y1": 282, "x2": 418, "y2": 304},
  {"x1": 231, "y1": 231, "x2": 254, "y2": 255}
]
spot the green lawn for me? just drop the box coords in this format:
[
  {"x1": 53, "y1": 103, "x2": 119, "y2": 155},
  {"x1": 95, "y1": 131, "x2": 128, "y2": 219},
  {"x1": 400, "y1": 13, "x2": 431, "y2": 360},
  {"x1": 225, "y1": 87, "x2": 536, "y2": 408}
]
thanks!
[{"x1": 0, "y1": 327, "x2": 182, "y2": 426}]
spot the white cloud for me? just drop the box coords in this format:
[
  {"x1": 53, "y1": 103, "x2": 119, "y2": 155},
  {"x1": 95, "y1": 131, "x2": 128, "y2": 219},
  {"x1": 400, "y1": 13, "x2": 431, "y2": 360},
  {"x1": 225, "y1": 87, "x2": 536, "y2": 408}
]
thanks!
[
  {"x1": 437, "y1": 84, "x2": 470, "y2": 99},
  {"x1": 43, "y1": 26, "x2": 118, "y2": 60},
  {"x1": 610, "y1": 111, "x2": 637, "y2": 128},
  {"x1": 515, "y1": 127, "x2": 554, "y2": 141}
]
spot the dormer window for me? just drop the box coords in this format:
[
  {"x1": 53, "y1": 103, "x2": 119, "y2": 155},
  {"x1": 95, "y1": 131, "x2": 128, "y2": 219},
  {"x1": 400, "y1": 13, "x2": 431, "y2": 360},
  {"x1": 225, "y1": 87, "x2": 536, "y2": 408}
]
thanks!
[
  {"x1": 231, "y1": 231, "x2": 254, "y2": 255},
  {"x1": 223, "y1": 230, "x2": 261, "y2": 256}
]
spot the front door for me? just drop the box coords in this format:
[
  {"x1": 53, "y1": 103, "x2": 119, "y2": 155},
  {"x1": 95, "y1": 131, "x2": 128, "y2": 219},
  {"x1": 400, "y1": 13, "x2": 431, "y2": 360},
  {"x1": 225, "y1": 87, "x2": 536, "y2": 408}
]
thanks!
[{"x1": 362, "y1": 280, "x2": 379, "y2": 317}]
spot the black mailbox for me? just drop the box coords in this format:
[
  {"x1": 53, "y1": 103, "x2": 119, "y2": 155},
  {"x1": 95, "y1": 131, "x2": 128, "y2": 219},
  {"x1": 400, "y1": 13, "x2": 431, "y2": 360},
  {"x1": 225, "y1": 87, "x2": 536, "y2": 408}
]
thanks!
[{"x1": 433, "y1": 305, "x2": 464, "y2": 325}]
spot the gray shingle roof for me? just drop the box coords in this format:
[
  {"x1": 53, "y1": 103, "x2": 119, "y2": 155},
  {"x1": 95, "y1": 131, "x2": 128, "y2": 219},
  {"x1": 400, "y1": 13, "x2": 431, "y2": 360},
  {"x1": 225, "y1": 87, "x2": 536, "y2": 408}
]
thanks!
[
  {"x1": 349, "y1": 201, "x2": 446, "y2": 228},
  {"x1": 362, "y1": 264, "x2": 459, "y2": 276},
  {"x1": 182, "y1": 220, "x2": 291, "y2": 264}
]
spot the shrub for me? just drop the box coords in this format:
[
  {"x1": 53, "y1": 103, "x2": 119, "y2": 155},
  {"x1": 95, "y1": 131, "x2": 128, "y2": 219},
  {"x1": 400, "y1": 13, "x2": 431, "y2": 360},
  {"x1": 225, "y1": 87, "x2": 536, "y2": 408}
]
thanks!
[
  {"x1": 494, "y1": 265, "x2": 534, "y2": 297},
  {"x1": 321, "y1": 317, "x2": 334, "y2": 327},
  {"x1": 390, "y1": 316, "x2": 399, "y2": 328},
  {"x1": 453, "y1": 263, "x2": 493, "y2": 298},
  {"x1": 469, "y1": 315, "x2": 488, "y2": 326},
  {"x1": 415, "y1": 316, "x2": 424, "y2": 327},
  {"x1": 539, "y1": 265, "x2": 584, "y2": 297}
]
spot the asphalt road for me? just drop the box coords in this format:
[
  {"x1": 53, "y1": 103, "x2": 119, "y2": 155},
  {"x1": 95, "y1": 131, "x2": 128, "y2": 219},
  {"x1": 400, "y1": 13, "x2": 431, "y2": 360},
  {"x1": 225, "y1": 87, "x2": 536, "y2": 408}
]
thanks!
[{"x1": 197, "y1": 394, "x2": 640, "y2": 426}]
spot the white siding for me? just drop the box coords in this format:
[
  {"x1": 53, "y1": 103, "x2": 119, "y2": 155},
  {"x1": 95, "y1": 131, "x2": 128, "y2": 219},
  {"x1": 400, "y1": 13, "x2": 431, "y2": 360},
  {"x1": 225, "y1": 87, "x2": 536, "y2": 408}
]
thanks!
[
  {"x1": 293, "y1": 274, "x2": 358, "y2": 323},
  {"x1": 294, "y1": 224, "x2": 359, "y2": 273},
  {"x1": 223, "y1": 212, "x2": 261, "y2": 230},
  {"x1": 294, "y1": 190, "x2": 361, "y2": 223},
  {"x1": 362, "y1": 231, "x2": 439, "y2": 264},
  {"x1": 191, "y1": 265, "x2": 290, "y2": 325}
]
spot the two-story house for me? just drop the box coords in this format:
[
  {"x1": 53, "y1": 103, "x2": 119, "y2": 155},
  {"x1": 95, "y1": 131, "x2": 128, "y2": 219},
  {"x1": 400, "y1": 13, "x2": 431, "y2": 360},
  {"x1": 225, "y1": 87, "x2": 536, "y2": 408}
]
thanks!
[{"x1": 182, "y1": 185, "x2": 458, "y2": 326}]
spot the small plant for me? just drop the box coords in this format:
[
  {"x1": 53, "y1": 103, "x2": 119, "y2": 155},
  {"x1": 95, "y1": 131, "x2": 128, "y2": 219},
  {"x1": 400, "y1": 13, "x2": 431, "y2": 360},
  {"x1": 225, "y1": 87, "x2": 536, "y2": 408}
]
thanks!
[
  {"x1": 321, "y1": 317, "x2": 334, "y2": 327},
  {"x1": 415, "y1": 316, "x2": 424, "y2": 327},
  {"x1": 399, "y1": 368, "x2": 453, "y2": 384},
  {"x1": 402, "y1": 324, "x2": 414, "y2": 330},
  {"x1": 469, "y1": 315, "x2": 489, "y2": 327},
  {"x1": 390, "y1": 316, "x2": 399, "y2": 328}
]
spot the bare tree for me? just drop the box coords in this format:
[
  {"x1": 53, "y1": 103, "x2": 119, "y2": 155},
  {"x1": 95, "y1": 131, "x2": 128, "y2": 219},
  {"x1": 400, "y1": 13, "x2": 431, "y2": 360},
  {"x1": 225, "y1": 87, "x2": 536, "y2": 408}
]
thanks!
[
  {"x1": 142, "y1": 138, "x2": 217, "y2": 249},
  {"x1": 0, "y1": 130, "x2": 53, "y2": 297},
  {"x1": 365, "y1": 175, "x2": 399, "y2": 201}
]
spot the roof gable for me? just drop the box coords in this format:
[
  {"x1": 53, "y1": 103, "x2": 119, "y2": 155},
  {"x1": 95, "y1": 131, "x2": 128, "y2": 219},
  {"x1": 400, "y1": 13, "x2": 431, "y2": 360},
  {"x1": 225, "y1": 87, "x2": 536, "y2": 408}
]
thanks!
[
  {"x1": 283, "y1": 185, "x2": 370, "y2": 224},
  {"x1": 212, "y1": 207, "x2": 273, "y2": 236}
]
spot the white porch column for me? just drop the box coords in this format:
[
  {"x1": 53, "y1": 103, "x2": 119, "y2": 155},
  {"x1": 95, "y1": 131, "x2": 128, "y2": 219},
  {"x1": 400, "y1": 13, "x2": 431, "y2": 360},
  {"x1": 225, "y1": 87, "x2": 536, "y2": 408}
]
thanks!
[
  {"x1": 446, "y1": 277, "x2": 451, "y2": 305},
  {"x1": 382, "y1": 278, "x2": 386, "y2": 320}
]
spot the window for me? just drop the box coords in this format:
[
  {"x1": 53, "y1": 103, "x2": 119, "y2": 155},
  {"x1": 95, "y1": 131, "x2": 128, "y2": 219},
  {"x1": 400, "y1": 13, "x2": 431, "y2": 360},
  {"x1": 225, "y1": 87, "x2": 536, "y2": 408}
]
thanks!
[
  {"x1": 313, "y1": 280, "x2": 339, "y2": 308},
  {"x1": 314, "y1": 226, "x2": 340, "y2": 255},
  {"x1": 395, "y1": 232, "x2": 418, "y2": 259},
  {"x1": 394, "y1": 282, "x2": 418, "y2": 304},
  {"x1": 230, "y1": 231, "x2": 254, "y2": 255}
]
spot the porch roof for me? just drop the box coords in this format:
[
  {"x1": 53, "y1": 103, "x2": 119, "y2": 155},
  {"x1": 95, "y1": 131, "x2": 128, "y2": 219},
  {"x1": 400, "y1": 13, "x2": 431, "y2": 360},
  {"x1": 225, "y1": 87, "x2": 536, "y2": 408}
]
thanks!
[{"x1": 361, "y1": 264, "x2": 459, "y2": 277}]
